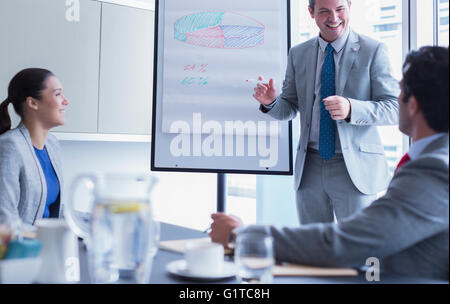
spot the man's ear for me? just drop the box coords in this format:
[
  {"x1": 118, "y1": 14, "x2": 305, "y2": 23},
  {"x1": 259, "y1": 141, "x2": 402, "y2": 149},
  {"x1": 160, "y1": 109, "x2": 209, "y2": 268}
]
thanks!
[
  {"x1": 25, "y1": 97, "x2": 39, "y2": 111},
  {"x1": 408, "y1": 95, "x2": 421, "y2": 117},
  {"x1": 308, "y1": 6, "x2": 314, "y2": 19}
]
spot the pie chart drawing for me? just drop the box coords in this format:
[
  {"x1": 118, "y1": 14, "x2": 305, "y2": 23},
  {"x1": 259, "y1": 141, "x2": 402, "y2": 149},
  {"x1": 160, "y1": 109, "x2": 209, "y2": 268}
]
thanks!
[{"x1": 174, "y1": 12, "x2": 265, "y2": 49}]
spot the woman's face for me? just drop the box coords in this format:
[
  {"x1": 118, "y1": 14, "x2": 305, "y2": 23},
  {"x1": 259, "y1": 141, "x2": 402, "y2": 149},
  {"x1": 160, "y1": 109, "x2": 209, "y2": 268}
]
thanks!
[{"x1": 36, "y1": 76, "x2": 69, "y2": 128}]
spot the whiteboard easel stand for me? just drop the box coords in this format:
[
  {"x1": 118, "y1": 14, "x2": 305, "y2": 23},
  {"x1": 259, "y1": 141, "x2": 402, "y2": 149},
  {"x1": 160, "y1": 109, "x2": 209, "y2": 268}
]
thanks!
[
  {"x1": 152, "y1": 0, "x2": 293, "y2": 214},
  {"x1": 217, "y1": 173, "x2": 226, "y2": 212}
]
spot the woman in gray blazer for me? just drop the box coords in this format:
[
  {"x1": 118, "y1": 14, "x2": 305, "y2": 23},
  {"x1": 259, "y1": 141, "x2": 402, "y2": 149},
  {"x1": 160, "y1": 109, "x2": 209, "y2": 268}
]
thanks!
[{"x1": 0, "y1": 68, "x2": 69, "y2": 228}]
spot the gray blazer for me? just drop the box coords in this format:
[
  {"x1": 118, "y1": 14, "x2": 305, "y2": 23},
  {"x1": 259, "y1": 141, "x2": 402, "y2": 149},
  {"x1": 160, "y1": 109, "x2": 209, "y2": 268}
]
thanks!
[
  {"x1": 265, "y1": 30, "x2": 399, "y2": 194},
  {"x1": 244, "y1": 135, "x2": 449, "y2": 280},
  {"x1": 0, "y1": 123, "x2": 63, "y2": 226}
]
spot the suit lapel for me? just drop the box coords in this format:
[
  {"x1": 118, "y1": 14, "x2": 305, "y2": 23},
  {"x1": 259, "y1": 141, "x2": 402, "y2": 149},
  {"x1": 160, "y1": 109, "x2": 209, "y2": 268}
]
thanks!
[
  {"x1": 337, "y1": 30, "x2": 360, "y2": 96},
  {"x1": 305, "y1": 38, "x2": 319, "y2": 122},
  {"x1": 18, "y1": 123, "x2": 47, "y2": 222}
]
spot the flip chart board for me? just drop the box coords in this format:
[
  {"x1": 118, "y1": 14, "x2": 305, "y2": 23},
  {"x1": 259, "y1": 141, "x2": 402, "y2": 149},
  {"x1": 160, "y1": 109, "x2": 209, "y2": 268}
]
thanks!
[{"x1": 151, "y1": 0, "x2": 292, "y2": 174}]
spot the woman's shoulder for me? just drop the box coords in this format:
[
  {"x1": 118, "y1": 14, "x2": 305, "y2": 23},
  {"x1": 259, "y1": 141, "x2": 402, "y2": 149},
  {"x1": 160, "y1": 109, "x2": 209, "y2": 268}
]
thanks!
[
  {"x1": 0, "y1": 127, "x2": 23, "y2": 147},
  {"x1": 0, "y1": 128, "x2": 26, "y2": 160}
]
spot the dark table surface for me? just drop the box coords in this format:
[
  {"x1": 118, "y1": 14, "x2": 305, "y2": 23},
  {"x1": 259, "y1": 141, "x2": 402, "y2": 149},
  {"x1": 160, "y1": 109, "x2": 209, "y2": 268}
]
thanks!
[{"x1": 78, "y1": 222, "x2": 448, "y2": 284}]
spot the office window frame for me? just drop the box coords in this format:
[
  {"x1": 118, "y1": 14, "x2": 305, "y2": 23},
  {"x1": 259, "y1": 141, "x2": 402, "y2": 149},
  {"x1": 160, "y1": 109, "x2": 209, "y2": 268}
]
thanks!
[{"x1": 437, "y1": 0, "x2": 449, "y2": 46}]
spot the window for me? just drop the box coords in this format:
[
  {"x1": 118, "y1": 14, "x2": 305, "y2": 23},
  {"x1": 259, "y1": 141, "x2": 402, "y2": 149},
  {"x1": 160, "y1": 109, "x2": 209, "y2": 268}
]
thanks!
[
  {"x1": 439, "y1": 0, "x2": 449, "y2": 46},
  {"x1": 374, "y1": 23, "x2": 400, "y2": 32},
  {"x1": 352, "y1": 0, "x2": 405, "y2": 174},
  {"x1": 226, "y1": 174, "x2": 257, "y2": 224},
  {"x1": 415, "y1": 0, "x2": 436, "y2": 47},
  {"x1": 152, "y1": 171, "x2": 217, "y2": 231},
  {"x1": 381, "y1": 5, "x2": 396, "y2": 11},
  {"x1": 415, "y1": 0, "x2": 449, "y2": 47}
]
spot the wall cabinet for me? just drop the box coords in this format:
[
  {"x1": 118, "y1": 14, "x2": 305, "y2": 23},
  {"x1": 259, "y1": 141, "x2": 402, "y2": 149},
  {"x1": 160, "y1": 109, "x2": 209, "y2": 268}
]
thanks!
[
  {"x1": 0, "y1": 0, "x2": 101, "y2": 133},
  {"x1": 0, "y1": 0, "x2": 154, "y2": 138},
  {"x1": 98, "y1": 3, "x2": 154, "y2": 135}
]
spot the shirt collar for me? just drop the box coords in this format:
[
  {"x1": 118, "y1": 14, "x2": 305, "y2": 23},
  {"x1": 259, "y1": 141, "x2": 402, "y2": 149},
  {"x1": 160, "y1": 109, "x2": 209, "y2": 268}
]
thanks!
[
  {"x1": 318, "y1": 28, "x2": 351, "y2": 54},
  {"x1": 408, "y1": 133, "x2": 447, "y2": 160}
]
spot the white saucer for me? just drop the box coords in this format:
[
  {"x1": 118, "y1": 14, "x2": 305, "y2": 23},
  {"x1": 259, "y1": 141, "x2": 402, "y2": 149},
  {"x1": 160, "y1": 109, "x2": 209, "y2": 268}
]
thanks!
[{"x1": 166, "y1": 260, "x2": 237, "y2": 281}]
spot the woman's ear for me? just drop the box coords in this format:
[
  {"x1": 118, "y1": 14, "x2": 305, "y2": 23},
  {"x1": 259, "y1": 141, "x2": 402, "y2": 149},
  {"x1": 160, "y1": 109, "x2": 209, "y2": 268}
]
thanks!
[{"x1": 25, "y1": 97, "x2": 39, "y2": 111}]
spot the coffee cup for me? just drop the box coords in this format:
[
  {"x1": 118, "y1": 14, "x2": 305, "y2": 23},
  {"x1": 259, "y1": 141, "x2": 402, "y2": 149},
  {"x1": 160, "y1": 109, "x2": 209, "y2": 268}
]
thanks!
[
  {"x1": 184, "y1": 242, "x2": 224, "y2": 276},
  {"x1": 35, "y1": 219, "x2": 80, "y2": 284}
]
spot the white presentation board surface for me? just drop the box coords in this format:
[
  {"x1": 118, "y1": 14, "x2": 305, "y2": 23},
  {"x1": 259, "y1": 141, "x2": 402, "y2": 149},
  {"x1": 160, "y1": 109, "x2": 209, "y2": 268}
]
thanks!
[{"x1": 152, "y1": 0, "x2": 293, "y2": 174}]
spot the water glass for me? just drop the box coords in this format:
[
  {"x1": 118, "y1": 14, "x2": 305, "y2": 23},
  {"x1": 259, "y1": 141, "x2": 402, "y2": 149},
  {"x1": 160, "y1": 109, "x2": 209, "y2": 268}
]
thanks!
[
  {"x1": 88, "y1": 200, "x2": 157, "y2": 283},
  {"x1": 66, "y1": 173, "x2": 159, "y2": 284},
  {"x1": 234, "y1": 231, "x2": 274, "y2": 284}
]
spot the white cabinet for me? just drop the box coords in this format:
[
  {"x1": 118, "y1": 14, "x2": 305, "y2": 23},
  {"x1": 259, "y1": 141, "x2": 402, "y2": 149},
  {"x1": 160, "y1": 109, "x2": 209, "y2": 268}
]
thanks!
[
  {"x1": 0, "y1": 0, "x2": 101, "y2": 133},
  {"x1": 98, "y1": 4, "x2": 154, "y2": 135},
  {"x1": 0, "y1": 0, "x2": 155, "y2": 139}
]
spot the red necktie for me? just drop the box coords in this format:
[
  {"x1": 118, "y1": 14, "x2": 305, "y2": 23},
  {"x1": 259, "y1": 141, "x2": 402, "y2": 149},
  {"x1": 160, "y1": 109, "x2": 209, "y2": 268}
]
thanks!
[{"x1": 395, "y1": 153, "x2": 411, "y2": 174}]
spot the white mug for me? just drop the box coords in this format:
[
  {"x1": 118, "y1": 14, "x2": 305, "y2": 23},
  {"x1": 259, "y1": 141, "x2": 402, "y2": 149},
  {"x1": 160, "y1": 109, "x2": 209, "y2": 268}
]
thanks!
[
  {"x1": 35, "y1": 219, "x2": 80, "y2": 284},
  {"x1": 184, "y1": 242, "x2": 224, "y2": 276}
]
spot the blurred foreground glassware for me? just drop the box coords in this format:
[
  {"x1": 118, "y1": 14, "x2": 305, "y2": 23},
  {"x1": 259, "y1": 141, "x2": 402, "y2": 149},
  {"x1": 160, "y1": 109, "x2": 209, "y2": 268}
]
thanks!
[
  {"x1": 234, "y1": 231, "x2": 274, "y2": 284},
  {"x1": 65, "y1": 173, "x2": 159, "y2": 284}
]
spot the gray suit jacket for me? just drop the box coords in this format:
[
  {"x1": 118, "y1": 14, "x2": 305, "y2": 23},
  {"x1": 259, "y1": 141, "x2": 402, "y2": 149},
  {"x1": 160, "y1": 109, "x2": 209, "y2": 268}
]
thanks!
[
  {"x1": 0, "y1": 123, "x2": 63, "y2": 226},
  {"x1": 245, "y1": 135, "x2": 449, "y2": 280},
  {"x1": 264, "y1": 30, "x2": 399, "y2": 194}
]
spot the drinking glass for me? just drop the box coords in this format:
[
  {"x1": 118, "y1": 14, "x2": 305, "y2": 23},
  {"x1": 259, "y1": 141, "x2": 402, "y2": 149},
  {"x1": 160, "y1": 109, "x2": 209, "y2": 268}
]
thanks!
[
  {"x1": 65, "y1": 173, "x2": 158, "y2": 284},
  {"x1": 234, "y1": 231, "x2": 274, "y2": 284}
]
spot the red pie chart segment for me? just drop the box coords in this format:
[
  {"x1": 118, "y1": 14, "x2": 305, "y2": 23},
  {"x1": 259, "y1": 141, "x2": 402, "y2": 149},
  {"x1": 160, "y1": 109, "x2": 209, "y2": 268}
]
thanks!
[
  {"x1": 186, "y1": 25, "x2": 226, "y2": 49},
  {"x1": 174, "y1": 12, "x2": 265, "y2": 49}
]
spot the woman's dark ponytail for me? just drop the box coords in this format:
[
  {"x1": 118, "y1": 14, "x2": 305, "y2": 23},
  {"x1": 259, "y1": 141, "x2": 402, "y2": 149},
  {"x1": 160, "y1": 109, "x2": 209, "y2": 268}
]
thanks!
[
  {"x1": 0, "y1": 68, "x2": 54, "y2": 135},
  {"x1": 0, "y1": 97, "x2": 12, "y2": 135}
]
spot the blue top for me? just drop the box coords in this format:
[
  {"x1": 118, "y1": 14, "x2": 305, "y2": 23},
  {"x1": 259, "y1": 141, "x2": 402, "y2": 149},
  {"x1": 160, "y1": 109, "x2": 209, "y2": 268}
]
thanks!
[{"x1": 33, "y1": 146, "x2": 60, "y2": 218}]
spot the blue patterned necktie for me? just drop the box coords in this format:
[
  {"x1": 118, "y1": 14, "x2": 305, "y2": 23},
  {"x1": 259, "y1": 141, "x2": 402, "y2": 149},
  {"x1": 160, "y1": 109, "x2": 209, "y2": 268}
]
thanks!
[{"x1": 319, "y1": 44, "x2": 335, "y2": 161}]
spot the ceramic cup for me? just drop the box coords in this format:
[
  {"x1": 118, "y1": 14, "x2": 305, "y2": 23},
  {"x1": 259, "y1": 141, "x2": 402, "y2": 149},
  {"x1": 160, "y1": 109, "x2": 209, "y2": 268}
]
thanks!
[
  {"x1": 184, "y1": 242, "x2": 224, "y2": 276},
  {"x1": 35, "y1": 219, "x2": 80, "y2": 284}
]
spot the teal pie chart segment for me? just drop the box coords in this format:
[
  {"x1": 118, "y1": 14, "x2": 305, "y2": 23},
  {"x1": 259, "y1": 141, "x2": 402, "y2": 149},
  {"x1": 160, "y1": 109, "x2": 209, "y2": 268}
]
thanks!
[{"x1": 174, "y1": 12, "x2": 265, "y2": 49}]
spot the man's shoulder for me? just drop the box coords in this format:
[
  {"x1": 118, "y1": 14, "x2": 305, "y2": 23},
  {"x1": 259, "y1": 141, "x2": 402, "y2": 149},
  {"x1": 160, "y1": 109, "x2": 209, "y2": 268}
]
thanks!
[
  {"x1": 417, "y1": 137, "x2": 449, "y2": 170},
  {"x1": 414, "y1": 153, "x2": 449, "y2": 175},
  {"x1": 391, "y1": 136, "x2": 448, "y2": 186},
  {"x1": 401, "y1": 147, "x2": 449, "y2": 185},
  {"x1": 290, "y1": 31, "x2": 383, "y2": 52},
  {"x1": 351, "y1": 30, "x2": 383, "y2": 49},
  {"x1": 291, "y1": 36, "x2": 317, "y2": 53},
  {"x1": 384, "y1": 148, "x2": 449, "y2": 215}
]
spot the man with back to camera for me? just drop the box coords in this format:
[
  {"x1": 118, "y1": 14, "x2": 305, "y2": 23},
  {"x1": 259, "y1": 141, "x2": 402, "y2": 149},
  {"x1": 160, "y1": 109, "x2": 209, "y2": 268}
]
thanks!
[
  {"x1": 254, "y1": 0, "x2": 399, "y2": 224},
  {"x1": 211, "y1": 46, "x2": 449, "y2": 280}
]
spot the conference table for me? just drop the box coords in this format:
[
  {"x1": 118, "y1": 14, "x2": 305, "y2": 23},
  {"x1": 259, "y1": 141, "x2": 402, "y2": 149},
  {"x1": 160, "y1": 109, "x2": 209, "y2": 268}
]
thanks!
[{"x1": 78, "y1": 222, "x2": 447, "y2": 284}]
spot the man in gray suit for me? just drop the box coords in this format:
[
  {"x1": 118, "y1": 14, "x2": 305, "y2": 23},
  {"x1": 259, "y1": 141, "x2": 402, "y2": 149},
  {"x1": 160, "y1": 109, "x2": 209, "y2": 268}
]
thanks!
[
  {"x1": 254, "y1": 0, "x2": 399, "y2": 224},
  {"x1": 210, "y1": 46, "x2": 449, "y2": 280}
]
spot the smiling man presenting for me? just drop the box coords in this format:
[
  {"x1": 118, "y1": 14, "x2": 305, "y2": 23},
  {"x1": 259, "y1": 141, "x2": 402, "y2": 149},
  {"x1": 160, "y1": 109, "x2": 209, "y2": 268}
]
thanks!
[{"x1": 254, "y1": 0, "x2": 399, "y2": 224}]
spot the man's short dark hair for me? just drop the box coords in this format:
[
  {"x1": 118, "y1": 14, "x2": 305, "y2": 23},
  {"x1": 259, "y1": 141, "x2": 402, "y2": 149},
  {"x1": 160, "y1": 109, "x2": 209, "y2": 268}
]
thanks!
[
  {"x1": 402, "y1": 46, "x2": 449, "y2": 133},
  {"x1": 309, "y1": 0, "x2": 350, "y2": 11}
]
